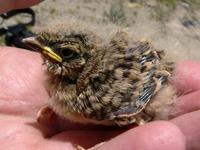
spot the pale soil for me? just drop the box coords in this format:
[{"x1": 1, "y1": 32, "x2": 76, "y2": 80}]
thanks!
[{"x1": 1, "y1": 0, "x2": 200, "y2": 61}]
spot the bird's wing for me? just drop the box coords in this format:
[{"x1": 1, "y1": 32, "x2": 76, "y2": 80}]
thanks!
[
  {"x1": 82, "y1": 33, "x2": 172, "y2": 122},
  {"x1": 100, "y1": 36, "x2": 171, "y2": 119}
]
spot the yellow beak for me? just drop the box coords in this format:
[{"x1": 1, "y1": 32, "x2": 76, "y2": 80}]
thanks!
[
  {"x1": 23, "y1": 37, "x2": 62, "y2": 63},
  {"x1": 42, "y1": 46, "x2": 62, "y2": 62}
]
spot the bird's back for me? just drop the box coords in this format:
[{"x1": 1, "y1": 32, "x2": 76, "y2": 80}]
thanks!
[{"x1": 75, "y1": 32, "x2": 173, "y2": 125}]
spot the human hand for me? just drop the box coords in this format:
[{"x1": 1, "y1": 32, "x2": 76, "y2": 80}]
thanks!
[
  {"x1": 0, "y1": 0, "x2": 43, "y2": 13},
  {"x1": 0, "y1": 47, "x2": 200, "y2": 150}
]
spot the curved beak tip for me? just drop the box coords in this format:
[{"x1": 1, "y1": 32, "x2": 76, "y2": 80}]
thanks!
[
  {"x1": 22, "y1": 37, "x2": 37, "y2": 44},
  {"x1": 22, "y1": 37, "x2": 62, "y2": 63}
]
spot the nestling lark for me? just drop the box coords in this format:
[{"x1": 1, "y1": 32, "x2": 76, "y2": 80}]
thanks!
[{"x1": 23, "y1": 23, "x2": 176, "y2": 126}]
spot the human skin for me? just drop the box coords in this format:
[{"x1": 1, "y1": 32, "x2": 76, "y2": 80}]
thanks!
[
  {"x1": 0, "y1": 0, "x2": 43, "y2": 13},
  {"x1": 0, "y1": 1, "x2": 200, "y2": 149},
  {"x1": 0, "y1": 47, "x2": 200, "y2": 150}
]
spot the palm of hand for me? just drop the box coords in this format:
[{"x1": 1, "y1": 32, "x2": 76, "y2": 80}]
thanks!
[{"x1": 0, "y1": 47, "x2": 200, "y2": 150}]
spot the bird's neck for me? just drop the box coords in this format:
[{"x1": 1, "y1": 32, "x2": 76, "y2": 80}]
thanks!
[
  {"x1": 76, "y1": 60, "x2": 100, "y2": 94},
  {"x1": 48, "y1": 74, "x2": 77, "y2": 97}
]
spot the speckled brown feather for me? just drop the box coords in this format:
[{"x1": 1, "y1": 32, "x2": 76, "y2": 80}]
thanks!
[{"x1": 24, "y1": 23, "x2": 175, "y2": 126}]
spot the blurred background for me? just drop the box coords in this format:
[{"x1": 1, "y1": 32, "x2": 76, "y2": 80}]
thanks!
[{"x1": 1, "y1": 0, "x2": 200, "y2": 61}]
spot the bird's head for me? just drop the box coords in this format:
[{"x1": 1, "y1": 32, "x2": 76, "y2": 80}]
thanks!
[{"x1": 23, "y1": 27, "x2": 99, "y2": 80}]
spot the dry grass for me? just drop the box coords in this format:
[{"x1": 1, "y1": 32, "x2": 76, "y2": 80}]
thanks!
[{"x1": 1, "y1": 0, "x2": 200, "y2": 60}]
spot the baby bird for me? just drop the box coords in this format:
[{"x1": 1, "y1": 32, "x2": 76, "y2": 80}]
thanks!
[{"x1": 23, "y1": 23, "x2": 175, "y2": 126}]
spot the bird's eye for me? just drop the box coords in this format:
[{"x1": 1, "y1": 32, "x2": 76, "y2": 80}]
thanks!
[{"x1": 60, "y1": 49, "x2": 78, "y2": 60}]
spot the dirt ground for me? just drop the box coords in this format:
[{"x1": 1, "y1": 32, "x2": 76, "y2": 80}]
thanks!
[{"x1": 1, "y1": 0, "x2": 200, "y2": 61}]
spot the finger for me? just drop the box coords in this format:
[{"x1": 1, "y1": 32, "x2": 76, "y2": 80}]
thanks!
[
  {"x1": 0, "y1": 114, "x2": 78, "y2": 150},
  {"x1": 0, "y1": 0, "x2": 43, "y2": 13},
  {"x1": 0, "y1": 47, "x2": 49, "y2": 116},
  {"x1": 42, "y1": 122, "x2": 185, "y2": 150},
  {"x1": 97, "y1": 121, "x2": 185, "y2": 150},
  {"x1": 49, "y1": 129, "x2": 123, "y2": 149},
  {"x1": 171, "y1": 90, "x2": 200, "y2": 117},
  {"x1": 171, "y1": 110, "x2": 200, "y2": 150},
  {"x1": 173, "y1": 61, "x2": 200, "y2": 94},
  {"x1": 0, "y1": 115, "x2": 44, "y2": 149}
]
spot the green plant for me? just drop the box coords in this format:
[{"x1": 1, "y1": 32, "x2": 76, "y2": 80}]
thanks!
[
  {"x1": 151, "y1": 0, "x2": 180, "y2": 21},
  {"x1": 104, "y1": 0, "x2": 127, "y2": 25},
  {"x1": 157, "y1": 0, "x2": 180, "y2": 9},
  {"x1": 183, "y1": 0, "x2": 200, "y2": 9}
]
